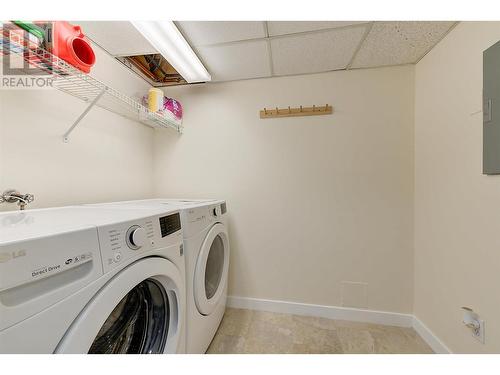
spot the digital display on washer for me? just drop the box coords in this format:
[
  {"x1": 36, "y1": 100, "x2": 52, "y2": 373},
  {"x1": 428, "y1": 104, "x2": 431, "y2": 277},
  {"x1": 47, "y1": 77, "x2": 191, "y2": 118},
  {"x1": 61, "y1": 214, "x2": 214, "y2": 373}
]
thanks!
[{"x1": 159, "y1": 213, "x2": 181, "y2": 237}]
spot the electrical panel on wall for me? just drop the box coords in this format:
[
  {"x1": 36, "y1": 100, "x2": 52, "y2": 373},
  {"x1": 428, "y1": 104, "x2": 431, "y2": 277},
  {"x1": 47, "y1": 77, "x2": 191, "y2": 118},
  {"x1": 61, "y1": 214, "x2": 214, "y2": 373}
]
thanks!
[{"x1": 483, "y1": 40, "x2": 500, "y2": 174}]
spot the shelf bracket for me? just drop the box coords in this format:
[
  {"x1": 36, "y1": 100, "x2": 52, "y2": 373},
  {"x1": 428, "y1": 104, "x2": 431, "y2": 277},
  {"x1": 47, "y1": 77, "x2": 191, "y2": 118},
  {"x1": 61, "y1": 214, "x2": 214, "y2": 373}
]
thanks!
[{"x1": 63, "y1": 88, "x2": 107, "y2": 143}]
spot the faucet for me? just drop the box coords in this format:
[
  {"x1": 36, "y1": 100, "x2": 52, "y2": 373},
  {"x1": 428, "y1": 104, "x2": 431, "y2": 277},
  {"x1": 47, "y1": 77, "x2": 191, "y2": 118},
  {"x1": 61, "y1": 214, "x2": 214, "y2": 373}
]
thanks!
[{"x1": 0, "y1": 189, "x2": 35, "y2": 210}]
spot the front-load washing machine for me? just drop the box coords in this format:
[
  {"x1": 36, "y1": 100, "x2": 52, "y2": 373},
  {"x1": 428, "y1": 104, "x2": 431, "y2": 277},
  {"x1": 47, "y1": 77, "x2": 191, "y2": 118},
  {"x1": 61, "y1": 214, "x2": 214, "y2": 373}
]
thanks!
[
  {"x1": 0, "y1": 205, "x2": 186, "y2": 353},
  {"x1": 84, "y1": 199, "x2": 230, "y2": 353}
]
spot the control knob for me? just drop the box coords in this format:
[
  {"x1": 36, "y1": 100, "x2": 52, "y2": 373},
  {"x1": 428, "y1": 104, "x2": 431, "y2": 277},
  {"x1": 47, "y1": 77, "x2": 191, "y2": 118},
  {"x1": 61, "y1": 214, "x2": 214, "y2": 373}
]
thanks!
[
  {"x1": 126, "y1": 226, "x2": 146, "y2": 250},
  {"x1": 213, "y1": 206, "x2": 222, "y2": 217}
]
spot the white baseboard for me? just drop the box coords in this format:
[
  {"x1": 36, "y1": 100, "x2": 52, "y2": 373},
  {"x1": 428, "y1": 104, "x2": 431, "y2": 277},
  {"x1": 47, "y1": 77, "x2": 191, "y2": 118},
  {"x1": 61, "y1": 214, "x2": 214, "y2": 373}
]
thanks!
[
  {"x1": 227, "y1": 296, "x2": 451, "y2": 353},
  {"x1": 412, "y1": 316, "x2": 452, "y2": 354},
  {"x1": 227, "y1": 296, "x2": 413, "y2": 328}
]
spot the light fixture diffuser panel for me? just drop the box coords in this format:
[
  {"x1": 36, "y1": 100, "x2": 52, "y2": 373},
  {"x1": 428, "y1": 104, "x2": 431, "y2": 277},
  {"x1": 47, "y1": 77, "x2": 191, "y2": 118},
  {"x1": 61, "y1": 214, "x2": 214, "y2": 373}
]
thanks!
[{"x1": 132, "y1": 21, "x2": 211, "y2": 83}]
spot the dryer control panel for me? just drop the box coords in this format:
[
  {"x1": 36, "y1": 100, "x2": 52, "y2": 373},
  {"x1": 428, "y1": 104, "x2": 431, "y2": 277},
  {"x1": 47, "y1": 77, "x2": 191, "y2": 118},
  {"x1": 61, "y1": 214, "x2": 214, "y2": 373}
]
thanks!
[
  {"x1": 181, "y1": 202, "x2": 227, "y2": 238},
  {"x1": 98, "y1": 212, "x2": 182, "y2": 273}
]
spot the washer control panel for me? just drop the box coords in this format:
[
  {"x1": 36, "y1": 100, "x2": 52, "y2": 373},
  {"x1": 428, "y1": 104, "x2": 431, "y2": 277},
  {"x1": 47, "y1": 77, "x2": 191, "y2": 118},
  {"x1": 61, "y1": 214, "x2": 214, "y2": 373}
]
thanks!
[
  {"x1": 159, "y1": 213, "x2": 181, "y2": 237},
  {"x1": 97, "y1": 212, "x2": 182, "y2": 273}
]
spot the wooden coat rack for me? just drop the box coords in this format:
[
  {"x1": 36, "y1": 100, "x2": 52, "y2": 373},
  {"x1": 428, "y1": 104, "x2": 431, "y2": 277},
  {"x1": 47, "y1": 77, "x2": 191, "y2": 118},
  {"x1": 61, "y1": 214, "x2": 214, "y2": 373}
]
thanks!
[{"x1": 260, "y1": 104, "x2": 333, "y2": 119}]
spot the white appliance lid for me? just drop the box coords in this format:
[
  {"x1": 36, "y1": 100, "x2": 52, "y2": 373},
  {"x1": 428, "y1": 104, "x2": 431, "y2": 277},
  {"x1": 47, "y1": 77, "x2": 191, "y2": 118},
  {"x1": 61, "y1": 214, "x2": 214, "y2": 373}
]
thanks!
[
  {"x1": 0, "y1": 206, "x2": 180, "y2": 244},
  {"x1": 85, "y1": 198, "x2": 223, "y2": 209}
]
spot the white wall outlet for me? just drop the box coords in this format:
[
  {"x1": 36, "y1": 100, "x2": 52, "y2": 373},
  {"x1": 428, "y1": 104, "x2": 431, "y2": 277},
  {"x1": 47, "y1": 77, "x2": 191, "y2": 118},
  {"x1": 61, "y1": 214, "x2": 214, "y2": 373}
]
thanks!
[{"x1": 472, "y1": 319, "x2": 485, "y2": 344}]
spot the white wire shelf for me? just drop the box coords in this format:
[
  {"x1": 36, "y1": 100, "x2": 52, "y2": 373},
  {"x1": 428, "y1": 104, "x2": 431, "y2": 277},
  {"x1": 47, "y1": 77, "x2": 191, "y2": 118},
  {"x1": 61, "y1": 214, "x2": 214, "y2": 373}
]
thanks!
[{"x1": 0, "y1": 23, "x2": 183, "y2": 141}]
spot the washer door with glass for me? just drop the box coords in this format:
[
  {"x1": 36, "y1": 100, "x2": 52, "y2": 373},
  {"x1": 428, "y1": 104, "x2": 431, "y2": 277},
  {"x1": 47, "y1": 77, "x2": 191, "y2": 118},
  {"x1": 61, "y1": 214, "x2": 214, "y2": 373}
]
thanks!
[
  {"x1": 193, "y1": 223, "x2": 230, "y2": 316},
  {"x1": 56, "y1": 257, "x2": 184, "y2": 354}
]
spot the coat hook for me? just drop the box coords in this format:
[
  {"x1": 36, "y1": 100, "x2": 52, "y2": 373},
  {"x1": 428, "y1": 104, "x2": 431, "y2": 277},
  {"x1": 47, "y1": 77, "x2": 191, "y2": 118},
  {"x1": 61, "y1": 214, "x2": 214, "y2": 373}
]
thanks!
[
  {"x1": 325, "y1": 104, "x2": 328, "y2": 111},
  {"x1": 313, "y1": 105, "x2": 316, "y2": 112},
  {"x1": 300, "y1": 105, "x2": 303, "y2": 112},
  {"x1": 288, "y1": 106, "x2": 291, "y2": 114},
  {"x1": 264, "y1": 108, "x2": 267, "y2": 115},
  {"x1": 275, "y1": 107, "x2": 279, "y2": 113}
]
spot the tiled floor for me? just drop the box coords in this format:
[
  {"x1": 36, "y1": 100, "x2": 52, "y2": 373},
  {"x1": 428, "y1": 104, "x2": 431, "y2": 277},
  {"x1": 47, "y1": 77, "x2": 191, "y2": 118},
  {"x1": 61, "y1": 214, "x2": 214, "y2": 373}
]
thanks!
[{"x1": 207, "y1": 308, "x2": 434, "y2": 354}]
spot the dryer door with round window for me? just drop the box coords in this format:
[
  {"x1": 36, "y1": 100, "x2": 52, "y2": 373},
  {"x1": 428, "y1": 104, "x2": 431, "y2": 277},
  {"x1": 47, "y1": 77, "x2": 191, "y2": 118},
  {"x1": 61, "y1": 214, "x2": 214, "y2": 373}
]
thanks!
[{"x1": 193, "y1": 223, "x2": 230, "y2": 316}]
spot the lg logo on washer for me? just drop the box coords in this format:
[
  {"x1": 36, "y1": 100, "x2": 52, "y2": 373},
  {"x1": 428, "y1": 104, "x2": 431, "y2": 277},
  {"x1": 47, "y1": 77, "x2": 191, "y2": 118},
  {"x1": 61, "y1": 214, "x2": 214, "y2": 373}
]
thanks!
[{"x1": 0, "y1": 250, "x2": 27, "y2": 263}]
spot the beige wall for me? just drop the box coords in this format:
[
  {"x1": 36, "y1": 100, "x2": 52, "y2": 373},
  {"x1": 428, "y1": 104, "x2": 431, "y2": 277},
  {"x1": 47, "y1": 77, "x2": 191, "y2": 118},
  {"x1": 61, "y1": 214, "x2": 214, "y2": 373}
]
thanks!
[
  {"x1": 154, "y1": 66, "x2": 415, "y2": 313},
  {"x1": 2, "y1": 21, "x2": 499, "y2": 351},
  {"x1": 414, "y1": 21, "x2": 500, "y2": 353},
  {"x1": 0, "y1": 42, "x2": 155, "y2": 212}
]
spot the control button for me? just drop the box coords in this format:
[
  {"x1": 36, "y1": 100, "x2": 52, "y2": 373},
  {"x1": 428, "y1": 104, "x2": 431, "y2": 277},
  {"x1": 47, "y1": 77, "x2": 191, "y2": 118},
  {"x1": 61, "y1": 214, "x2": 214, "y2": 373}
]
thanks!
[
  {"x1": 126, "y1": 226, "x2": 146, "y2": 250},
  {"x1": 114, "y1": 252, "x2": 122, "y2": 262}
]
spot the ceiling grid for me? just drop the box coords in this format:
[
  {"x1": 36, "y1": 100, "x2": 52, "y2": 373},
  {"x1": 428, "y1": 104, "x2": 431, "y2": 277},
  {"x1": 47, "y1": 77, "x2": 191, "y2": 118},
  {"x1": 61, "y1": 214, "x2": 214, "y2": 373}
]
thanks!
[
  {"x1": 346, "y1": 22, "x2": 374, "y2": 70},
  {"x1": 263, "y1": 21, "x2": 275, "y2": 76},
  {"x1": 80, "y1": 21, "x2": 458, "y2": 83}
]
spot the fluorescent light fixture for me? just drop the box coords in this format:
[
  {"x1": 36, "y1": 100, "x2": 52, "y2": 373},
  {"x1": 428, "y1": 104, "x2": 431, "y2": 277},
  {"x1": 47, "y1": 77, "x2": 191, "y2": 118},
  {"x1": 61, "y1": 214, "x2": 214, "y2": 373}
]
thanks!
[{"x1": 131, "y1": 21, "x2": 211, "y2": 83}]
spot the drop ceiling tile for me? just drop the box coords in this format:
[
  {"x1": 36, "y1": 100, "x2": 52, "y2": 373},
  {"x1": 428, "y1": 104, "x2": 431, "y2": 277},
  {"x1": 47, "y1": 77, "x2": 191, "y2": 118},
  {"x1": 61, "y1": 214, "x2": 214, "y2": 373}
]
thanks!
[
  {"x1": 77, "y1": 21, "x2": 157, "y2": 56},
  {"x1": 267, "y1": 21, "x2": 369, "y2": 36},
  {"x1": 176, "y1": 21, "x2": 266, "y2": 46},
  {"x1": 196, "y1": 40, "x2": 271, "y2": 81},
  {"x1": 271, "y1": 26, "x2": 368, "y2": 76},
  {"x1": 350, "y1": 21, "x2": 455, "y2": 68}
]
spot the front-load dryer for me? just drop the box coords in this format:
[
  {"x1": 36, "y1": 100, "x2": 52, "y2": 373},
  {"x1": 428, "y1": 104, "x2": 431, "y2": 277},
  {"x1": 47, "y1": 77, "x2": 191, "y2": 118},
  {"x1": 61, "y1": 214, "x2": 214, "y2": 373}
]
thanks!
[
  {"x1": 84, "y1": 199, "x2": 230, "y2": 353},
  {"x1": 0, "y1": 206, "x2": 186, "y2": 354}
]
